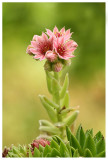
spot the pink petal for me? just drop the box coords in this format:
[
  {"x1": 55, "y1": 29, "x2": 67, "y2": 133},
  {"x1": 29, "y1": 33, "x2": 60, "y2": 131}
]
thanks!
[
  {"x1": 31, "y1": 41, "x2": 37, "y2": 48},
  {"x1": 29, "y1": 48, "x2": 37, "y2": 54},
  {"x1": 46, "y1": 29, "x2": 53, "y2": 37},
  {"x1": 42, "y1": 32, "x2": 48, "y2": 41},
  {"x1": 60, "y1": 27, "x2": 65, "y2": 33},
  {"x1": 53, "y1": 26, "x2": 59, "y2": 33},
  {"x1": 36, "y1": 36, "x2": 42, "y2": 43}
]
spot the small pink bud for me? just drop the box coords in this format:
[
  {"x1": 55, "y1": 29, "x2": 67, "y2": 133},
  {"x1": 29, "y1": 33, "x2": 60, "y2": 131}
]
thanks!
[
  {"x1": 52, "y1": 62, "x2": 63, "y2": 72},
  {"x1": 44, "y1": 61, "x2": 52, "y2": 71},
  {"x1": 45, "y1": 51, "x2": 58, "y2": 62}
]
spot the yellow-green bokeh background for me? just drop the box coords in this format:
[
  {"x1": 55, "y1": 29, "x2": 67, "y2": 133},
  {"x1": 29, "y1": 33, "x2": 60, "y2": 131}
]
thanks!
[{"x1": 3, "y1": 2, "x2": 105, "y2": 148}]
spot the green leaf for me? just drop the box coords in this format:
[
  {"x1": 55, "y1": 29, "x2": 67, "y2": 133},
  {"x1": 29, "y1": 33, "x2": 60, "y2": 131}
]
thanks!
[
  {"x1": 39, "y1": 126, "x2": 61, "y2": 135},
  {"x1": 39, "y1": 144, "x2": 44, "y2": 152},
  {"x1": 70, "y1": 146, "x2": 76, "y2": 156},
  {"x1": 44, "y1": 96, "x2": 59, "y2": 109},
  {"x1": 96, "y1": 137, "x2": 105, "y2": 154},
  {"x1": 60, "y1": 106, "x2": 78, "y2": 116},
  {"x1": 8, "y1": 152, "x2": 18, "y2": 157},
  {"x1": 39, "y1": 95, "x2": 57, "y2": 122},
  {"x1": 85, "y1": 129, "x2": 93, "y2": 137},
  {"x1": 28, "y1": 148, "x2": 33, "y2": 157},
  {"x1": 33, "y1": 147, "x2": 40, "y2": 157},
  {"x1": 19, "y1": 144, "x2": 27, "y2": 156},
  {"x1": 50, "y1": 148, "x2": 61, "y2": 157},
  {"x1": 43, "y1": 145, "x2": 52, "y2": 157},
  {"x1": 79, "y1": 126, "x2": 85, "y2": 149},
  {"x1": 53, "y1": 135, "x2": 64, "y2": 145},
  {"x1": 61, "y1": 91, "x2": 69, "y2": 108},
  {"x1": 52, "y1": 77, "x2": 61, "y2": 104},
  {"x1": 70, "y1": 133, "x2": 83, "y2": 155},
  {"x1": 73, "y1": 149, "x2": 79, "y2": 157},
  {"x1": 39, "y1": 119, "x2": 55, "y2": 127},
  {"x1": 46, "y1": 71, "x2": 53, "y2": 94},
  {"x1": 60, "y1": 73, "x2": 69, "y2": 99},
  {"x1": 66, "y1": 126, "x2": 82, "y2": 155},
  {"x1": 60, "y1": 141, "x2": 70, "y2": 157},
  {"x1": 84, "y1": 148, "x2": 93, "y2": 157},
  {"x1": 84, "y1": 134, "x2": 96, "y2": 156},
  {"x1": 66, "y1": 142, "x2": 72, "y2": 157},
  {"x1": 96, "y1": 151, "x2": 105, "y2": 157},
  {"x1": 63, "y1": 111, "x2": 79, "y2": 127},
  {"x1": 94, "y1": 131, "x2": 103, "y2": 144},
  {"x1": 50, "y1": 139, "x2": 60, "y2": 151},
  {"x1": 76, "y1": 124, "x2": 82, "y2": 140},
  {"x1": 66, "y1": 126, "x2": 72, "y2": 142}
]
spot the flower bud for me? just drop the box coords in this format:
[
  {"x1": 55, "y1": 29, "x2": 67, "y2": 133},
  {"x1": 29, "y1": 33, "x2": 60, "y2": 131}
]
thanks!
[
  {"x1": 45, "y1": 51, "x2": 58, "y2": 62},
  {"x1": 44, "y1": 61, "x2": 52, "y2": 72},
  {"x1": 52, "y1": 62, "x2": 63, "y2": 72},
  {"x1": 64, "y1": 59, "x2": 71, "y2": 66}
]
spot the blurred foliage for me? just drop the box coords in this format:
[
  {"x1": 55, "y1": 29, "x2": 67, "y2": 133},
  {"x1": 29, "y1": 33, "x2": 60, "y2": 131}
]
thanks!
[{"x1": 3, "y1": 2, "x2": 105, "y2": 148}]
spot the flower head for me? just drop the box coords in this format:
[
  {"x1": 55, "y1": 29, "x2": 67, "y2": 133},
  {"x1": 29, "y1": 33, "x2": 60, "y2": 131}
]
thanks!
[
  {"x1": 29, "y1": 33, "x2": 53, "y2": 61},
  {"x1": 54, "y1": 37, "x2": 78, "y2": 60},
  {"x1": 46, "y1": 26, "x2": 72, "y2": 41},
  {"x1": 45, "y1": 51, "x2": 58, "y2": 62}
]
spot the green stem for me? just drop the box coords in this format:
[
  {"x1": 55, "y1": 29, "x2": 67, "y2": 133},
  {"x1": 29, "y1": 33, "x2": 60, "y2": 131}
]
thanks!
[{"x1": 53, "y1": 72, "x2": 64, "y2": 138}]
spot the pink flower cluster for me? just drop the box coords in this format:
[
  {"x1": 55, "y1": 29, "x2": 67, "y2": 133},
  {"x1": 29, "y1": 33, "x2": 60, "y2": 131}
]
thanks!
[{"x1": 26, "y1": 26, "x2": 78, "y2": 62}]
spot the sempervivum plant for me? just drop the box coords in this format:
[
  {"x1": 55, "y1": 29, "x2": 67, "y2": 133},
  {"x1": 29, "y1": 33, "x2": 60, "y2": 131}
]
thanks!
[
  {"x1": 26, "y1": 26, "x2": 79, "y2": 139},
  {"x1": 4, "y1": 125, "x2": 105, "y2": 157}
]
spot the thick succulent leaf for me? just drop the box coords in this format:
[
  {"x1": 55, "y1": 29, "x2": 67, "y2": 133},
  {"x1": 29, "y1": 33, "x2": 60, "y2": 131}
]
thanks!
[
  {"x1": 60, "y1": 141, "x2": 70, "y2": 157},
  {"x1": 50, "y1": 148, "x2": 61, "y2": 157},
  {"x1": 73, "y1": 149, "x2": 79, "y2": 157},
  {"x1": 75, "y1": 124, "x2": 85, "y2": 149},
  {"x1": 96, "y1": 137, "x2": 105, "y2": 154},
  {"x1": 70, "y1": 146, "x2": 76, "y2": 156},
  {"x1": 79, "y1": 126, "x2": 85, "y2": 149},
  {"x1": 39, "y1": 126, "x2": 61, "y2": 135},
  {"x1": 44, "y1": 96, "x2": 59, "y2": 109},
  {"x1": 66, "y1": 126, "x2": 72, "y2": 142},
  {"x1": 33, "y1": 147, "x2": 40, "y2": 157},
  {"x1": 46, "y1": 71, "x2": 53, "y2": 94},
  {"x1": 76, "y1": 124, "x2": 82, "y2": 140},
  {"x1": 53, "y1": 135, "x2": 64, "y2": 145},
  {"x1": 70, "y1": 133, "x2": 83, "y2": 155},
  {"x1": 85, "y1": 129, "x2": 93, "y2": 137},
  {"x1": 8, "y1": 152, "x2": 19, "y2": 157},
  {"x1": 60, "y1": 106, "x2": 78, "y2": 116},
  {"x1": 94, "y1": 131, "x2": 103, "y2": 144},
  {"x1": 60, "y1": 73, "x2": 69, "y2": 99},
  {"x1": 66, "y1": 142, "x2": 72, "y2": 157},
  {"x1": 61, "y1": 91, "x2": 69, "y2": 108},
  {"x1": 84, "y1": 148, "x2": 93, "y2": 157},
  {"x1": 96, "y1": 151, "x2": 105, "y2": 157},
  {"x1": 39, "y1": 119, "x2": 55, "y2": 127},
  {"x1": 19, "y1": 144, "x2": 27, "y2": 156},
  {"x1": 39, "y1": 95, "x2": 57, "y2": 122},
  {"x1": 50, "y1": 139, "x2": 60, "y2": 151},
  {"x1": 43, "y1": 145, "x2": 52, "y2": 157},
  {"x1": 66, "y1": 126, "x2": 82, "y2": 155},
  {"x1": 39, "y1": 144, "x2": 44, "y2": 152},
  {"x1": 52, "y1": 77, "x2": 61, "y2": 104},
  {"x1": 28, "y1": 148, "x2": 33, "y2": 157},
  {"x1": 84, "y1": 134, "x2": 96, "y2": 156},
  {"x1": 63, "y1": 111, "x2": 79, "y2": 127}
]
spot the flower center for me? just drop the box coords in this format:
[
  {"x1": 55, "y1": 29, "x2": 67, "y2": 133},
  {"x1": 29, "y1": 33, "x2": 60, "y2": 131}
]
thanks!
[
  {"x1": 54, "y1": 32, "x2": 62, "y2": 37},
  {"x1": 57, "y1": 45, "x2": 65, "y2": 55}
]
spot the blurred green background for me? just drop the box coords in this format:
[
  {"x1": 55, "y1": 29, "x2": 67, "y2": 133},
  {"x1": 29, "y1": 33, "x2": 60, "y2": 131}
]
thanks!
[{"x1": 3, "y1": 2, "x2": 105, "y2": 148}]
